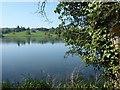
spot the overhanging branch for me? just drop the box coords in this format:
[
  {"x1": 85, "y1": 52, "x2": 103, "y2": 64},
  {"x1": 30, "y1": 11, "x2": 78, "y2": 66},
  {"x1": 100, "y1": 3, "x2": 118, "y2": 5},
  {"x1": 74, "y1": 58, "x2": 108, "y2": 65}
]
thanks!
[{"x1": 35, "y1": 0, "x2": 52, "y2": 23}]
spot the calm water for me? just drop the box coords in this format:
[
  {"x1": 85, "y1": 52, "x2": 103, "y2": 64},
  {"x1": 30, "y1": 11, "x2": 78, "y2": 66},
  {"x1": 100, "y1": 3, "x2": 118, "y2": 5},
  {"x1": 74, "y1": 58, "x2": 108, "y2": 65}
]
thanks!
[{"x1": 1, "y1": 37, "x2": 95, "y2": 81}]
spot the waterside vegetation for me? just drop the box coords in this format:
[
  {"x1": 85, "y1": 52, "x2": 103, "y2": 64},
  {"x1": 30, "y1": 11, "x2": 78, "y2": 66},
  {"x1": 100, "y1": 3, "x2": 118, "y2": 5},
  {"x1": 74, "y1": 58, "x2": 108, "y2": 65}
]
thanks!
[{"x1": 2, "y1": 71, "x2": 109, "y2": 89}]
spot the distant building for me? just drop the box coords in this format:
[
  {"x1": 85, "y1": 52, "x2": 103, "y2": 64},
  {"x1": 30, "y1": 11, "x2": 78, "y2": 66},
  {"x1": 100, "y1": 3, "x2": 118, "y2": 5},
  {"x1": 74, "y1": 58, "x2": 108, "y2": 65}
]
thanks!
[{"x1": 30, "y1": 28, "x2": 38, "y2": 31}]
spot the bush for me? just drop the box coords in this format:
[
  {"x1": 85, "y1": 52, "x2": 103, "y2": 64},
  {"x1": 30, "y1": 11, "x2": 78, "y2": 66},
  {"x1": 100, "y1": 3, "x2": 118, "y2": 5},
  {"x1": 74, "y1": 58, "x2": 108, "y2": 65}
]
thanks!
[
  {"x1": 26, "y1": 31, "x2": 31, "y2": 35},
  {"x1": 31, "y1": 30, "x2": 36, "y2": 33}
]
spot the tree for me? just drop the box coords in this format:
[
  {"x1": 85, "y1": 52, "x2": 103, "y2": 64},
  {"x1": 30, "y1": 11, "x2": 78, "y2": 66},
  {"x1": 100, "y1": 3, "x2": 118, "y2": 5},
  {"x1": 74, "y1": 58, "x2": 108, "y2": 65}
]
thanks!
[
  {"x1": 27, "y1": 27, "x2": 30, "y2": 31},
  {"x1": 2, "y1": 28, "x2": 11, "y2": 34},
  {"x1": 15, "y1": 25, "x2": 21, "y2": 32},
  {"x1": 49, "y1": 27, "x2": 55, "y2": 34},
  {"x1": 17, "y1": 25, "x2": 20, "y2": 28},
  {"x1": 21, "y1": 27, "x2": 26, "y2": 31},
  {"x1": 26, "y1": 31, "x2": 31, "y2": 35},
  {"x1": 31, "y1": 30, "x2": 36, "y2": 33},
  {"x1": 54, "y1": 1, "x2": 120, "y2": 88}
]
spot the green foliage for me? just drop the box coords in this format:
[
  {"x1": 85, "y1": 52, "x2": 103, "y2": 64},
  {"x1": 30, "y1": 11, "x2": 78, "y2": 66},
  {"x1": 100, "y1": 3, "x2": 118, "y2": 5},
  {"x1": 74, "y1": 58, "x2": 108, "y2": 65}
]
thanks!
[
  {"x1": 2, "y1": 79, "x2": 52, "y2": 89},
  {"x1": 3, "y1": 31, "x2": 58, "y2": 37},
  {"x1": 2, "y1": 28, "x2": 11, "y2": 34},
  {"x1": 49, "y1": 27, "x2": 55, "y2": 33},
  {"x1": 55, "y1": 1, "x2": 120, "y2": 88},
  {"x1": 2, "y1": 80, "x2": 13, "y2": 88},
  {"x1": 37, "y1": 27, "x2": 49, "y2": 31},
  {"x1": 2, "y1": 26, "x2": 27, "y2": 34},
  {"x1": 12, "y1": 32, "x2": 16, "y2": 35},
  {"x1": 27, "y1": 27, "x2": 30, "y2": 31},
  {"x1": 2, "y1": 71, "x2": 108, "y2": 89},
  {"x1": 31, "y1": 30, "x2": 36, "y2": 33},
  {"x1": 26, "y1": 31, "x2": 31, "y2": 35}
]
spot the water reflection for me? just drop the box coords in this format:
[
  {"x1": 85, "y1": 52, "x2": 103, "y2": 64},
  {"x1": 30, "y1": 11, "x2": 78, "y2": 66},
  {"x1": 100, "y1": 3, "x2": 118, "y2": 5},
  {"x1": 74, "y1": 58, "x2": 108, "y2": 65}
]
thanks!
[{"x1": 1, "y1": 36, "x2": 63, "y2": 46}]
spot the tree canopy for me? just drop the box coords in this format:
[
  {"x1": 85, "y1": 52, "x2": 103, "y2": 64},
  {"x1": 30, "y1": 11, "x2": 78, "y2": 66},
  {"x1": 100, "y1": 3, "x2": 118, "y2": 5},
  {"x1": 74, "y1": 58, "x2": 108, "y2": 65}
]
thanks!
[{"x1": 54, "y1": 1, "x2": 120, "y2": 88}]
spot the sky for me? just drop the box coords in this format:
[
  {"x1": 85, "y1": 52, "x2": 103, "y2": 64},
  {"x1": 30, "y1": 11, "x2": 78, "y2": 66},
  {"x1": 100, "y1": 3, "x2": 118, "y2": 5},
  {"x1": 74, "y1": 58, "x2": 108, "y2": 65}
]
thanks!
[{"x1": 0, "y1": 1, "x2": 61, "y2": 28}]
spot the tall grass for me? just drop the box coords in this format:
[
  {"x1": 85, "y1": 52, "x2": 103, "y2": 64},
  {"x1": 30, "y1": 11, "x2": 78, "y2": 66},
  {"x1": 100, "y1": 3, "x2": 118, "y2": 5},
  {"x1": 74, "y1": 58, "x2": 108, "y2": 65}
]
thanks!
[{"x1": 2, "y1": 70, "x2": 110, "y2": 89}]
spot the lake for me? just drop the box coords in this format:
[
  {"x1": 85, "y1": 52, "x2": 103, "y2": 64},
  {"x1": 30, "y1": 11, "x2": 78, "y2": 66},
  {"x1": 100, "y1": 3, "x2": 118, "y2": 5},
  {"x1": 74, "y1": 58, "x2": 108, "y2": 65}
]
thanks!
[{"x1": 1, "y1": 37, "x2": 97, "y2": 81}]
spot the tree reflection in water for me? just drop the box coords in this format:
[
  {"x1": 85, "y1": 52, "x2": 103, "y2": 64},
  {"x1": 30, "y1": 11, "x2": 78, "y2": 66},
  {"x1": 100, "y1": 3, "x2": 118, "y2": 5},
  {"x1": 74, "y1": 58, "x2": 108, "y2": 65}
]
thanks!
[{"x1": 1, "y1": 36, "x2": 63, "y2": 46}]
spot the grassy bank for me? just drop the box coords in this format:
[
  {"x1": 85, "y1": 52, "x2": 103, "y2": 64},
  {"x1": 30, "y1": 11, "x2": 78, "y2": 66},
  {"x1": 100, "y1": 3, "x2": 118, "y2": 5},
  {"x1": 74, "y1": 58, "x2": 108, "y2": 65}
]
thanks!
[{"x1": 3, "y1": 31, "x2": 57, "y2": 37}]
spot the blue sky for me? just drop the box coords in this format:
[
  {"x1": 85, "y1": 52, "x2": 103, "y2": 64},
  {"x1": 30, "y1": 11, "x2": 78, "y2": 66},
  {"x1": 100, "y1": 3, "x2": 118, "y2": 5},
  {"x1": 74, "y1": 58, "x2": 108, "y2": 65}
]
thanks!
[{"x1": 1, "y1": 2, "x2": 61, "y2": 28}]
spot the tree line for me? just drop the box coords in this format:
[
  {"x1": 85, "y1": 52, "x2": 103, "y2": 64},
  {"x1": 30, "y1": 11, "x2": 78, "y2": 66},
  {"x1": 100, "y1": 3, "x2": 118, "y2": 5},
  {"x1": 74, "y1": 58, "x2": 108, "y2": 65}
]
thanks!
[
  {"x1": 1, "y1": 25, "x2": 56, "y2": 34},
  {"x1": 2, "y1": 25, "x2": 64, "y2": 37},
  {"x1": 2, "y1": 25, "x2": 29, "y2": 34}
]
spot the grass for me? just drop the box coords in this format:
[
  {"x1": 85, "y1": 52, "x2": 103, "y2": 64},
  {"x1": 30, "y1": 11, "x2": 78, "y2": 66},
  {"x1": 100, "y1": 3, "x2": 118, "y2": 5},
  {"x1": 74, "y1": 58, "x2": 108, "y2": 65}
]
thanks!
[
  {"x1": 2, "y1": 76, "x2": 108, "y2": 89},
  {"x1": 2, "y1": 71, "x2": 110, "y2": 89},
  {"x1": 3, "y1": 31, "x2": 57, "y2": 37}
]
